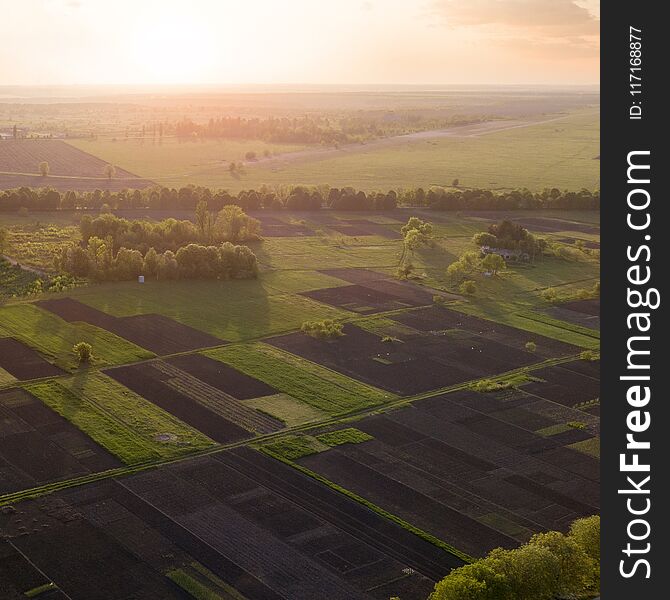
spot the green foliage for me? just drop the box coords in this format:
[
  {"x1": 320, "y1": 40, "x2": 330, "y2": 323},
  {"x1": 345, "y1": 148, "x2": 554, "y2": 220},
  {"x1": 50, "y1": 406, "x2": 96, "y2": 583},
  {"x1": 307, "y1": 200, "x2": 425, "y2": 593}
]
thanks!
[
  {"x1": 580, "y1": 349, "x2": 599, "y2": 361},
  {"x1": 524, "y1": 341, "x2": 537, "y2": 352},
  {"x1": 481, "y1": 253, "x2": 506, "y2": 275},
  {"x1": 381, "y1": 335, "x2": 401, "y2": 344},
  {"x1": 567, "y1": 421, "x2": 587, "y2": 430},
  {"x1": 316, "y1": 428, "x2": 373, "y2": 447},
  {"x1": 459, "y1": 279, "x2": 477, "y2": 295},
  {"x1": 430, "y1": 515, "x2": 600, "y2": 600},
  {"x1": 301, "y1": 319, "x2": 344, "y2": 339},
  {"x1": 72, "y1": 341, "x2": 92, "y2": 364}
]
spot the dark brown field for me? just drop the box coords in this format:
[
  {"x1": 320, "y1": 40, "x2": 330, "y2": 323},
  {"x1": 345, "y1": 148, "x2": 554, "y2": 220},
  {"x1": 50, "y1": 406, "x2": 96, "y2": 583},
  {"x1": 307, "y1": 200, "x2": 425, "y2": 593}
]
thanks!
[
  {"x1": 0, "y1": 337, "x2": 64, "y2": 380},
  {"x1": 38, "y1": 297, "x2": 224, "y2": 355}
]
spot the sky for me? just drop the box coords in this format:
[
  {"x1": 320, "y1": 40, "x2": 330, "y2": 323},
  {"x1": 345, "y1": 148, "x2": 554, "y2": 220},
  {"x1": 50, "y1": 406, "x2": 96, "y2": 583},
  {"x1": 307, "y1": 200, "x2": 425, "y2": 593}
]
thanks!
[{"x1": 1, "y1": 0, "x2": 600, "y2": 86}]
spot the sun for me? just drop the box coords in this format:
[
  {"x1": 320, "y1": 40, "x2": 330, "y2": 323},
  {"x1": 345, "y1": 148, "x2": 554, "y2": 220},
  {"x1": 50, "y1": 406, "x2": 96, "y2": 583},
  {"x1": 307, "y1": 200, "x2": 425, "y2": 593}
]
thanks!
[{"x1": 131, "y1": 16, "x2": 219, "y2": 84}]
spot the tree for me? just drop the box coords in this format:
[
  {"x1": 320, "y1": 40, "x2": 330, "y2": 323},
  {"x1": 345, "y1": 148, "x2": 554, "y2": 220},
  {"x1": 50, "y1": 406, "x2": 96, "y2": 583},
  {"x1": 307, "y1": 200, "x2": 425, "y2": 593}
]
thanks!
[
  {"x1": 143, "y1": 247, "x2": 159, "y2": 277},
  {"x1": 195, "y1": 199, "x2": 209, "y2": 238},
  {"x1": 104, "y1": 164, "x2": 116, "y2": 180},
  {"x1": 73, "y1": 341, "x2": 93, "y2": 364},
  {"x1": 39, "y1": 161, "x2": 50, "y2": 176},
  {"x1": 459, "y1": 280, "x2": 476, "y2": 295},
  {"x1": 214, "y1": 205, "x2": 260, "y2": 243},
  {"x1": 0, "y1": 227, "x2": 7, "y2": 254},
  {"x1": 301, "y1": 320, "x2": 344, "y2": 339},
  {"x1": 481, "y1": 253, "x2": 506, "y2": 275}
]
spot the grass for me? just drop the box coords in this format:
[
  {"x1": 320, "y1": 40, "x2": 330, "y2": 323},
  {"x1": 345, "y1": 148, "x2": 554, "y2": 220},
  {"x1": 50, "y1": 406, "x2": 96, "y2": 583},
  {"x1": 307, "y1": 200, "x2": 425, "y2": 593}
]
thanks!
[
  {"x1": 25, "y1": 373, "x2": 213, "y2": 464},
  {"x1": 0, "y1": 365, "x2": 16, "y2": 387},
  {"x1": 316, "y1": 427, "x2": 373, "y2": 446},
  {"x1": 518, "y1": 310, "x2": 600, "y2": 338},
  {"x1": 204, "y1": 342, "x2": 394, "y2": 414},
  {"x1": 0, "y1": 257, "x2": 42, "y2": 297},
  {"x1": 0, "y1": 303, "x2": 154, "y2": 370},
  {"x1": 24, "y1": 582, "x2": 58, "y2": 598},
  {"x1": 569, "y1": 437, "x2": 600, "y2": 458},
  {"x1": 67, "y1": 137, "x2": 309, "y2": 187},
  {"x1": 66, "y1": 110, "x2": 599, "y2": 193},
  {"x1": 242, "y1": 393, "x2": 327, "y2": 427},
  {"x1": 536, "y1": 423, "x2": 573, "y2": 437},
  {"x1": 261, "y1": 434, "x2": 330, "y2": 460},
  {"x1": 167, "y1": 562, "x2": 247, "y2": 600},
  {"x1": 62, "y1": 278, "x2": 346, "y2": 342}
]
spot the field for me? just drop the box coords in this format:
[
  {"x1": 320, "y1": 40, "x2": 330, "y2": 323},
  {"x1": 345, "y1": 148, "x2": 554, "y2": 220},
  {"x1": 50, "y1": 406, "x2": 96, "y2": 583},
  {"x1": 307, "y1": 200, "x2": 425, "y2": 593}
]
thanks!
[
  {"x1": 0, "y1": 451, "x2": 459, "y2": 599},
  {"x1": 63, "y1": 109, "x2": 599, "y2": 192},
  {"x1": 0, "y1": 139, "x2": 152, "y2": 191},
  {"x1": 0, "y1": 167, "x2": 599, "y2": 596}
]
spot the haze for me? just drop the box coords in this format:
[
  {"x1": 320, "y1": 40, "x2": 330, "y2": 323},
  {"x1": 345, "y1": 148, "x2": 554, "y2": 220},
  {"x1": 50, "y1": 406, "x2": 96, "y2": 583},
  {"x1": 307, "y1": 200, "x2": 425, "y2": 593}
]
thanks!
[{"x1": 3, "y1": 0, "x2": 599, "y2": 86}]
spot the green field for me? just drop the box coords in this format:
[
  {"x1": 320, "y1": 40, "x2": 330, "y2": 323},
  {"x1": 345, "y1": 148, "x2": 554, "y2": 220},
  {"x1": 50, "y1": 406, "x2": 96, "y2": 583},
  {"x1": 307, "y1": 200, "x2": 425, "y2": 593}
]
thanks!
[
  {"x1": 66, "y1": 137, "x2": 309, "y2": 185},
  {"x1": 0, "y1": 303, "x2": 154, "y2": 370},
  {"x1": 66, "y1": 109, "x2": 599, "y2": 192},
  {"x1": 26, "y1": 373, "x2": 213, "y2": 464},
  {"x1": 204, "y1": 342, "x2": 395, "y2": 414}
]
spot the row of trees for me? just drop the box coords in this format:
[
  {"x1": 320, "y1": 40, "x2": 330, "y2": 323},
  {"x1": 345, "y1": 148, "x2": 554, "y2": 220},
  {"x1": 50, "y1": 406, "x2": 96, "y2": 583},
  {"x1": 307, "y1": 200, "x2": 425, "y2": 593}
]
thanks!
[
  {"x1": 55, "y1": 239, "x2": 257, "y2": 282},
  {"x1": 0, "y1": 185, "x2": 599, "y2": 213},
  {"x1": 79, "y1": 205, "x2": 260, "y2": 253},
  {"x1": 429, "y1": 515, "x2": 599, "y2": 600}
]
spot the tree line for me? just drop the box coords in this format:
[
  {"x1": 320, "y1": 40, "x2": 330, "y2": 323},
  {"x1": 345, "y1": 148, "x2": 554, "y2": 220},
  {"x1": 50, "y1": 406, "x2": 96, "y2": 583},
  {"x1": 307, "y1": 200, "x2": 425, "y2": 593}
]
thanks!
[
  {"x1": 55, "y1": 239, "x2": 258, "y2": 282},
  {"x1": 79, "y1": 205, "x2": 260, "y2": 254},
  {"x1": 429, "y1": 515, "x2": 599, "y2": 600},
  {"x1": 0, "y1": 185, "x2": 598, "y2": 213}
]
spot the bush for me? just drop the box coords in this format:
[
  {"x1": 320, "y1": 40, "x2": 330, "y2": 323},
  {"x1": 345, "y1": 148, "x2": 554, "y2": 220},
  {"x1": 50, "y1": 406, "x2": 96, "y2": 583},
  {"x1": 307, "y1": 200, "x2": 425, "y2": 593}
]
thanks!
[
  {"x1": 580, "y1": 350, "x2": 599, "y2": 361},
  {"x1": 72, "y1": 341, "x2": 93, "y2": 364},
  {"x1": 381, "y1": 336, "x2": 401, "y2": 344},
  {"x1": 430, "y1": 515, "x2": 600, "y2": 600},
  {"x1": 301, "y1": 319, "x2": 344, "y2": 339},
  {"x1": 459, "y1": 280, "x2": 477, "y2": 295},
  {"x1": 525, "y1": 341, "x2": 537, "y2": 352}
]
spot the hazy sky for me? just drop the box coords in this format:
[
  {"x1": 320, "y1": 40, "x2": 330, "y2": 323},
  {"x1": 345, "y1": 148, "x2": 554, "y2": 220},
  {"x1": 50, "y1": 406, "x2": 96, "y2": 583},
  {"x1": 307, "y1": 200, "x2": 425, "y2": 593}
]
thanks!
[{"x1": 2, "y1": 0, "x2": 599, "y2": 86}]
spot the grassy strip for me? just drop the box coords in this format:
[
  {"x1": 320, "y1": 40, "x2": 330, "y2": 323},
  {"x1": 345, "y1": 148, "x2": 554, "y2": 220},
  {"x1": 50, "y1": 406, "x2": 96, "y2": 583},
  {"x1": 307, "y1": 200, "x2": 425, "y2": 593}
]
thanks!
[
  {"x1": 204, "y1": 342, "x2": 394, "y2": 414},
  {"x1": 167, "y1": 567, "x2": 240, "y2": 600},
  {"x1": 0, "y1": 365, "x2": 16, "y2": 387},
  {"x1": 0, "y1": 303, "x2": 154, "y2": 370},
  {"x1": 24, "y1": 582, "x2": 58, "y2": 598},
  {"x1": 453, "y1": 302, "x2": 600, "y2": 350},
  {"x1": 316, "y1": 428, "x2": 373, "y2": 446},
  {"x1": 262, "y1": 435, "x2": 329, "y2": 460},
  {"x1": 25, "y1": 374, "x2": 213, "y2": 464},
  {"x1": 517, "y1": 310, "x2": 600, "y2": 339},
  {"x1": 261, "y1": 446, "x2": 474, "y2": 564}
]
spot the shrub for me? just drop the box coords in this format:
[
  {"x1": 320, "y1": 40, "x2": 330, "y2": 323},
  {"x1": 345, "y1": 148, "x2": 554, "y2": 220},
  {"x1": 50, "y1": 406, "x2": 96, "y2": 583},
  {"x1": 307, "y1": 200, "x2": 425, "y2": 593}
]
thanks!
[
  {"x1": 72, "y1": 341, "x2": 93, "y2": 364},
  {"x1": 381, "y1": 336, "x2": 401, "y2": 344},
  {"x1": 459, "y1": 280, "x2": 477, "y2": 295},
  {"x1": 525, "y1": 341, "x2": 537, "y2": 352},
  {"x1": 580, "y1": 350, "x2": 599, "y2": 361},
  {"x1": 567, "y1": 421, "x2": 587, "y2": 430},
  {"x1": 301, "y1": 319, "x2": 344, "y2": 339}
]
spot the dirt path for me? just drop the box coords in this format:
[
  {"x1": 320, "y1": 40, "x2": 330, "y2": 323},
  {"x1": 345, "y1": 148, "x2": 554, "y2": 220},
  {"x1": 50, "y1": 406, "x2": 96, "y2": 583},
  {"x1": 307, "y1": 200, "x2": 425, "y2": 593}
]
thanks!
[{"x1": 1, "y1": 254, "x2": 48, "y2": 277}]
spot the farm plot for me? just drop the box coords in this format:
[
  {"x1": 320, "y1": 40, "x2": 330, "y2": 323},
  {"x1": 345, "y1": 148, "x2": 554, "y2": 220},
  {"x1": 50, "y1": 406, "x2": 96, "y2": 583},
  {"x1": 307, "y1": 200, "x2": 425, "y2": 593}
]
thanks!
[
  {"x1": 294, "y1": 387, "x2": 599, "y2": 558},
  {"x1": 520, "y1": 362, "x2": 600, "y2": 409},
  {"x1": 0, "y1": 387, "x2": 119, "y2": 495},
  {"x1": 0, "y1": 139, "x2": 153, "y2": 191},
  {"x1": 544, "y1": 298, "x2": 600, "y2": 330},
  {"x1": 0, "y1": 303, "x2": 153, "y2": 371},
  {"x1": 26, "y1": 373, "x2": 213, "y2": 465},
  {"x1": 105, "y1": 360, "x2": 282, "y2": 443},
  {"x1": 510, "y1": 217, "x2": 599, "y2": 235},
  {"x1": 1, "y1": 452, "x2": 459, "y2": 600},
  {"x1": 326, "y1": 220, "x2": 402, "y2": 240},
  {"x1": 267, "y1": 309, "x2": 572, "y2": 396},
  {"x1": 301, "y1": 284, "x2": 424, "y2": 315},
  {"x1": 37, "y1": 297, "x2": 224, "y2": 355},
  {"x1": 0, "y1": 337, "x2": 64, "y2": 381},
  {"x1": 204, "y1": 343, "x2": 393, "y2": 417},
  {"x1": 254, "y1": 214, "x2": 314, "y2": 237}
]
